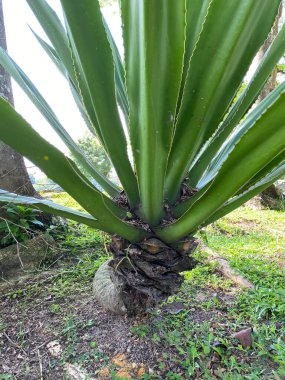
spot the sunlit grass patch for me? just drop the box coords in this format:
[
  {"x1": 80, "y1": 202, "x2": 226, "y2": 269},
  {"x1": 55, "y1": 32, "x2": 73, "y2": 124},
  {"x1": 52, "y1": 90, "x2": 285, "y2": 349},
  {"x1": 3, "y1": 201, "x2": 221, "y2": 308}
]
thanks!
[{"x1": 41, "y1": 191, "x2": 84, "y2": 211}]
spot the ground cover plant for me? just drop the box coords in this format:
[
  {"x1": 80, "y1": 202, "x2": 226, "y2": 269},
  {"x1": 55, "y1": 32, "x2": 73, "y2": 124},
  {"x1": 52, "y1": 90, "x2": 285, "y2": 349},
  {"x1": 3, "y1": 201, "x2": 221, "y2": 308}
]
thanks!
[
  {"x1": 0, "y1": 204, "x2": 45, "y2": 248},
  {"x1": 0, "y1": 0, "x2": 285, "y2": 314},
  {"x1": 0, "y1": 197, "x2": 284, "y2": 379}
]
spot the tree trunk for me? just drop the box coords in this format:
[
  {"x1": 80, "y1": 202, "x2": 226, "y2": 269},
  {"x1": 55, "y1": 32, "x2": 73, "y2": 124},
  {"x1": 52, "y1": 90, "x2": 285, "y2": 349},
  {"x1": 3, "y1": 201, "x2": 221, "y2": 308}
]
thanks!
[
  {"x1": 0, "y1": 0, "x2": 37, "y2": 197},
  {"x1": 257, "y1": 5, "x2": 284, "y2": 208},
  {"x1": 256, "y1": 7, "x2": 281, "y2": 101},
  {"x1": 0, "y1": 142, "x2": 38, "y2": 196}
]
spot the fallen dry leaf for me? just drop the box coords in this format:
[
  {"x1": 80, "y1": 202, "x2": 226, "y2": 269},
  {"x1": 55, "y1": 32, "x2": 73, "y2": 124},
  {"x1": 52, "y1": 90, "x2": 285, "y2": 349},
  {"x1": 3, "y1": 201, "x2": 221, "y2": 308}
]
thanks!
[
  {"x1": 64, "y1": 363, "x2": 95, "y2": 380},
  {"x1": 116, "y1": 368, "x2": 132, "y2": 379},
  {"x1": 46, "y1": 340, "x2": 62, "y2": 358},
  {"x1": 232, "y1": 327, "x2": 252, "y2": 348},
  {"x1": 137, "y1": 365, "x2": 146, "y2": 377},
  {"x1": 113, "y1": 353, "x2": 127, "y2": 368},
  {"x1": 98, "y1": 366, "x2": 110, "y2": 378}
]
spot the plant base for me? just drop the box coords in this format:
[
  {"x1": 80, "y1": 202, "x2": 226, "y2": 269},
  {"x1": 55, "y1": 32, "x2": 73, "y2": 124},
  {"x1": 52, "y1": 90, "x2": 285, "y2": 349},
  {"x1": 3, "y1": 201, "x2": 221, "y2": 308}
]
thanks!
[{"x1": 93, "y1": 236, "x2": 198, "y2": 315}]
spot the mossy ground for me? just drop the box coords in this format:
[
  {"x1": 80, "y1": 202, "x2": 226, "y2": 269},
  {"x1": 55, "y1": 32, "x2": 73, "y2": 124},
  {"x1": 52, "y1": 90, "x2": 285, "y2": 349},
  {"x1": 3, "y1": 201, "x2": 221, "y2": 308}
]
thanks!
[{"x1": 0, "y1": 193, "x2": 284, "y2": 379}]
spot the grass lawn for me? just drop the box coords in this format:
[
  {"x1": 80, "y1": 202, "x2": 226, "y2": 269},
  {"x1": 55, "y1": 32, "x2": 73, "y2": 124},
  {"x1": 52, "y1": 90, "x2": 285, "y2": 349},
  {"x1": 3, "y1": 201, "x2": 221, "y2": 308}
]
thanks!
[{"x1": 0, "y1": 193, "x2": 284, "y2": 379}]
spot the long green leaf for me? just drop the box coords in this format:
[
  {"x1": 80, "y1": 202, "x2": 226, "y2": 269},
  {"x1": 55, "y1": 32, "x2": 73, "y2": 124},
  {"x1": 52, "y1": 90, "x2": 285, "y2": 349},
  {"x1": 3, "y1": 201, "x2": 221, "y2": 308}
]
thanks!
[
  {"x1": 30, "y1": 29, "x2": 66, "y2": 76},
  {"x1": 121, "y1": 0, "x2": 185, "y2": 224},
  {"x1": 29, "y1": 28, "x2": 95, "y2": 132},
  {"x1": 0, "y1": 47, "x2": 119, "y2": 198},
  {"x1": 0, "y1": 99, "x2": 147, "y2": 242},
  {"x1": 165, "y1": 0, "x2": 281, "y2": 203},
  {"x1": 197, "y1": 81, "x2": 285, "y2": 189},
  {"x1": 60, "y1": 0, "x2": 139, "y2": 207},
  {"x1": 31, "y1": 21, "x2": 129, "y2": 133},
  {"x1": 172, "y1": 84, "x2": 285, "y2": 220},
  {"x1": 26, "y1": 0, "x2": 74, "y2": 80},
  {"x1": 235, "y1": 151, "x2": 285, "y2": 196},
  {"x1": 102, "y1": 17, "x2": 129, "y2": 122},
  {"x1": 175, "y1": 142, "x2": 284, "y2": 219},
  {"x1": 176, "y1": 0, "x2": 212, "y2": 115},
  {"x1": 188, "y1": 21, "x2": 285, "y2": 187},
  {"x1": 204, "y1": 161, "x2": 285, "y2": 225},
  {"x1": 26, "y1": 0, "x2": 107, "y2": 147},
  {"x1": 28, "y1": 0, "x2": 128, "y2": 126},
  {"x1": 157, "y1": 91, "x2": 285, "y2": 243}
]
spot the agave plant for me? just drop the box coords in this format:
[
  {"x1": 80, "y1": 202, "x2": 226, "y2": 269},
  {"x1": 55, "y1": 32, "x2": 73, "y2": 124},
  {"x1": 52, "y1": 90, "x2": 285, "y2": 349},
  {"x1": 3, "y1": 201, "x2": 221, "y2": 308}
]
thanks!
[{"x1": 0, "y1": 0, "x2": 285, "y2": 314}]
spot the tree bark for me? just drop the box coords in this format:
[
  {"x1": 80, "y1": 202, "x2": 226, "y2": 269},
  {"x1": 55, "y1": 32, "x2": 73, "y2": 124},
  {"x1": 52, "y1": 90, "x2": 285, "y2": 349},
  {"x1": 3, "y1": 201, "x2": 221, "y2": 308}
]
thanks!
[
  {"x1": 257, "y1": 5, "x2": 284, "y2": 208},
  {"x1": 0, "y1": 0, "x2": 37, "y2": 197},
  {"x1": 256, "y1": 5, "x2": 282, "y2": 101}
]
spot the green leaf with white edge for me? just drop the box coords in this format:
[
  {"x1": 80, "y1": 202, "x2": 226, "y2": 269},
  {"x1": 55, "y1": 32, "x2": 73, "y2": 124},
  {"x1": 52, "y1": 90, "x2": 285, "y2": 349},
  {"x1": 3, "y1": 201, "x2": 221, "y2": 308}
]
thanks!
[
  {"x1": 60, "y1": 0, "x2": 139, "y2": 207},
  {"x1": 102, "y1": 17, "x2": 129, "y2": 122},
  {"x1": 165, "y1": 0, "x2": 281, "y2": 203},
  {"x1": 236, "y1": 151, "x2": 285, "y2": 196},
  {"x1": 197, "y1": 81, "x2": 285, "y2": 189},
  {"x1": 30, "y1": 29, "x2": 66, "y2": 77},
  {"x1": 204, "y1": 161, "x2": 285, "y2": 225},
  {"x1": 121, "y1": 0, "x2": 185, "y2": 224},
  {"x1": 0, "y1": 99, "x2": 146, "y2": 242},
  {"x1": 26, "y1": 0, "x2": 75, "y2": 82},
  {"x1": 28, "y1": 0, "x2": 127, "y2": 127},
  {"x1": 188, "y1": 21, "x2": 285, "y2": 187},
  {"x1": 27, "y1": 0, "x2": 106, "y2": 145},
  {"x1": 0, "y1": 47, "x2": 119, "y2": 198},
  {"x1": 176, "y1": 0, "x2": 212, "y2": 115},
  {"x1": 0, "y1": 190, "x2": 103, "y2": 229},
  {"x1": 31, "y1": 22, "x2": 129, "y2": 132},
  {"x1": 28, "y1": 0, "x2": 113, "y2": 150},
  {"x1": 156, "y1": 91, "x2": 285, "y2": 243},
  {"x1": 29, "y1": 28, "x2": 94, "y2": 132}
]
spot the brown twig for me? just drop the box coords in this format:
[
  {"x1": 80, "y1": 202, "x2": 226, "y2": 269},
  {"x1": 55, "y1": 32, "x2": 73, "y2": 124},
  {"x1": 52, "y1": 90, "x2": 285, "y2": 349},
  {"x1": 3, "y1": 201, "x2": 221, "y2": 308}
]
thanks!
[
  {"x1": 38, "y1": 349, "x2": 43, "y2": 380},
  {"x1": 3, "y1": 332, "x2": 28, "y2": 356}
]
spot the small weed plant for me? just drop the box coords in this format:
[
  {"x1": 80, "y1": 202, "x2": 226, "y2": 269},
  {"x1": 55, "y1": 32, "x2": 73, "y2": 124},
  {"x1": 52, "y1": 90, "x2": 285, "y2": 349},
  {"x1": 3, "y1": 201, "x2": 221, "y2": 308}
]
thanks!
[{"x1": 0, "y1": 204, "x2": 44, "y2": 248}]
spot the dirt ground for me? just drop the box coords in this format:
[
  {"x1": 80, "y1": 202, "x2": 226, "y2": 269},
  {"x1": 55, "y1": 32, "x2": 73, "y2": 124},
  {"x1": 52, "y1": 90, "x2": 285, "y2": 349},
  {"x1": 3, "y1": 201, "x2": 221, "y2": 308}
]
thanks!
[{"x1": 0, "y1": 273, "x2": 239, "y2": 380}]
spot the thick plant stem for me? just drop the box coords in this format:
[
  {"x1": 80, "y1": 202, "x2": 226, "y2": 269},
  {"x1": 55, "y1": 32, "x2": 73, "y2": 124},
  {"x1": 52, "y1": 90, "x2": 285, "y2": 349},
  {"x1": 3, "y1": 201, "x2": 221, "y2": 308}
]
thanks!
[{"x1": 95, "y1": 236, "x2": 198, "y2": 315}]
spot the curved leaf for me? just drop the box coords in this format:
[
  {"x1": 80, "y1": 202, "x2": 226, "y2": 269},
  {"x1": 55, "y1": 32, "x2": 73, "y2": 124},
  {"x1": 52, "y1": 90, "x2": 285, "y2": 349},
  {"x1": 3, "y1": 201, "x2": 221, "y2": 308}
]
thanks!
[
  {"x1": 60, "y1": 0, "x2": 139, "y2": 207},
  {"x1": 188, "y1": 21, "x2": 285, "y2": 186},
  {"x1": 204, "y1": 161, "x2": 285, "y2": 225},
  {"x1": 26, "y1": 0, "x2": 106, "y2": 148},
  {"x1": 0, "y1": 47, "x2": 119, "y2": 198},
  {"x1": 165, "y1": 0, "x2": 281, "y2": 202},
  {"x1": 197, "y1": 81, "x2": 285, "y2": 188},
  {"x1": 0, "y1": 99, "x2": 147, "y2": 242},
  {"x1": 157, "y1": 90, "x2": 285, "y2": 242},
  {"x1": 29, "y1": 28, "x2": 95, "y2": 132},
  {"x1": 26, "y1": 0, "x2": 74, "y2": 80}
]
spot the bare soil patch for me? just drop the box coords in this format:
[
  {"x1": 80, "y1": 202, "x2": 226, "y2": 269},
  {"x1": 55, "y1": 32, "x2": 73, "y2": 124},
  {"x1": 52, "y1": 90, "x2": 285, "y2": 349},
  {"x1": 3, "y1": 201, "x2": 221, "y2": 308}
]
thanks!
[{"x1": 0, "y1": 275, "x2": 236, "y2": 379}]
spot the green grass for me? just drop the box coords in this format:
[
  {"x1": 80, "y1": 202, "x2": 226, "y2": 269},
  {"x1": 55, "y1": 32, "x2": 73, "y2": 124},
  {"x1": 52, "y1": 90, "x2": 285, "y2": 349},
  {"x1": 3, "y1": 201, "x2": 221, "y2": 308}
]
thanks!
[
  {"x1": 130, "y1": 205, "x2": 285, "y2": 379},
  {"x1": 202, "y1": 206, "x2": 285, "y2": 321},
  {"x1": 42, "y1": 191, "x2": 84, "y2": 211}
]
